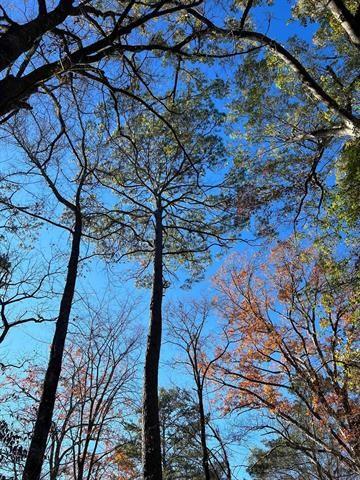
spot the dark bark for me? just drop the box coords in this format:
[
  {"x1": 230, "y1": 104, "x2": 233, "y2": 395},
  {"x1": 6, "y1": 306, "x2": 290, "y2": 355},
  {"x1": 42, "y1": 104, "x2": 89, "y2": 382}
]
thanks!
[
  {"x1": 22, "y1": 212, "x2": 82, "y2": 480},
  {"x1": 0, "y1": 1, "x2": 202, "y2": 121},
  {"x1": 142, "y1": 203, "x2": 163, "y2": 480},
  {"x1": 161, "y1": 417, "x2": 167, "y2": 473},
  {"x1": 0, "y1": 0, "x2": 76, "y2": 72},
  {"x1": 197, "y1": 386, "x2": 211, "y2": 480}
]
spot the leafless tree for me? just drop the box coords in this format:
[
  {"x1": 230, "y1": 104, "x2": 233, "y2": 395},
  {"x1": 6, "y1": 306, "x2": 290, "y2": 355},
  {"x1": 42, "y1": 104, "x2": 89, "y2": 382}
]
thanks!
[
  {"x1": 0, "y1": 303, "x2": 142, "y2": 480},
  {"x1": 0, "y1": 248, "x2": 57, "y2": 348},
  {"x1": 168, "y1": 300, "x2": 232, "y2": 480}
]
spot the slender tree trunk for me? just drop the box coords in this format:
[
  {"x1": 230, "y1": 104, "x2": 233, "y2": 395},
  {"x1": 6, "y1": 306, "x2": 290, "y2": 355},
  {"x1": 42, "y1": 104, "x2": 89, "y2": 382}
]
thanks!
[
  {"x1": 77, "y1": 462, "x2": 85, "y2": 480},
  {"x1": 22, "y1": 214, "x2": 82, "y2": 480},
  {"x1": 142, "y1": 204, "x2": 163, "y2": 480},
  {"x1": 49, "y1": 438, "x2": 60, "y2": 480},
  {"x1": 197, "y1": 385, "x2": 211, "y2": 480},
  {"x1": 209, "y1": 424, "x2": 232, "y2": 480},
  {"x1": 161, "y1": 419, "x2": 167, "y2": 474}
]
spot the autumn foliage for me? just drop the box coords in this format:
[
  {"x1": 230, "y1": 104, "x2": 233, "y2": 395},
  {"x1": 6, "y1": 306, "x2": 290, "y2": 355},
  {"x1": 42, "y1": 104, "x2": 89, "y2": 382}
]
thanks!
[{"x1": 213, "y1": 241, "x2": 360, "y2": 475}]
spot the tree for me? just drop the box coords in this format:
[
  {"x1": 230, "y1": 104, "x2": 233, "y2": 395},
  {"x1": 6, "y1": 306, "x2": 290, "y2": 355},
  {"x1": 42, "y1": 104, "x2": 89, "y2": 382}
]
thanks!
[
  {"x1": 94, "y1": 84, "x2": 235, "y2": 479},
  {"x1": 247, "y1": 423, "x2": 359, "y2": 480},
  {"x1": 168, "y1": 300, "x2": 232, "y2": 480},
  {"x1": 159, "y1": 387, "x2": 213, "y2": 480},
  {"x1": 186, "y1": 2, "x2": 359, "y2": 128},
  {"x1": 0, "y1": 83, "x2": 108, "y2": 480},
  {"x1": 214, "y1": 239, "x2": 360, "y2": 475},
  {"x1": 0, "y1": 3, "x2": 358, "y2": 479},
  {"x1": 0, "y1": 0, "x2": 211, "y2": 122},
  {"x1": 116, "y1": 387, "x2": 230, "y2": 480},
  {"x1": 182, "y1": 1, "x2": 359, "y2": 236},
  {"x1": 0, "y1": 305, "x2": 140, "y2": 480},
  {"x1": 328, "y1": 137, "x2": 360, "y2": 232},
  {"x1": 2, "y1": 1, "x2": 359, "y2": 239},
  {"x1": 0, "y1": 420, "x2": 28, "y2": 480},
  {"x1": 248, "y1": 437, "x2": 318, "y2": 480},
  {"x1": 47, "y1": 310, "x2": 140, "y2": 480}
]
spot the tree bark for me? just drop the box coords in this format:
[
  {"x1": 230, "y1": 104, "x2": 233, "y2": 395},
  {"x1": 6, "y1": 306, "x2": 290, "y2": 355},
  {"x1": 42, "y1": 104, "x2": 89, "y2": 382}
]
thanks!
[
  {"x1": 325, "y1": 0, "x2": 360, "y2": 49},
  {"x1": 142, "y1": 203, "x2": 163, "y2": 480},
  {"x1": 0, "y1": 0, "x2": 76, "y2": 73},
  {"x1": 22, "y1": 213, "x2": 82, "y2": 480},
  {"x1": 0, "y1": 3, "x2": 199, "y2": 121},
  {"x1": 197, "y1": 386, "x2": 211, "y2": 480}
]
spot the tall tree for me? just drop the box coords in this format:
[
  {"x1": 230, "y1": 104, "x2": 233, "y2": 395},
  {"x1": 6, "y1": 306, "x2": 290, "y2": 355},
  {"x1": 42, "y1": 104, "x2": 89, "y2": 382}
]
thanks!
[
  {"x1": 0, "y1": 84, "x2": 108, "y2": 480},
  {"x1": 94, "y1": 85, "x2": 235, "y2": 479}
]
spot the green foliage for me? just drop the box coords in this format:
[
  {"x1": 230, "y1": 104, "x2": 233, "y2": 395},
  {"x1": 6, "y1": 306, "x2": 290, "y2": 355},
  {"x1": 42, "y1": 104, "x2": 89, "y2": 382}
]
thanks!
[
  {"x1": 248, "y1": 438, "x2": 313, "y2": 480},
  {"x1": 247, "y1": 432, "x2": 356, "y2": 480},
  {"x1": 331, "y1": 139, "x2": 360, "y2": 229},
  {"x1": 94, "y1": 81, "x2": 236, "y2": 286},
  {"x1": 229, "y1": 0, "x2": 359, "y2": 238},
  {"x1": 117, "y1": 387, "x2": 226, "y2": 479}
]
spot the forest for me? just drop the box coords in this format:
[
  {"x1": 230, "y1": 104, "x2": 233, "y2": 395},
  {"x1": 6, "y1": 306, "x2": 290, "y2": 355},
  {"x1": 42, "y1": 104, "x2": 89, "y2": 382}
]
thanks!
[{"x1": 0, "y1": 0, "x2": 359, "y2": 479}]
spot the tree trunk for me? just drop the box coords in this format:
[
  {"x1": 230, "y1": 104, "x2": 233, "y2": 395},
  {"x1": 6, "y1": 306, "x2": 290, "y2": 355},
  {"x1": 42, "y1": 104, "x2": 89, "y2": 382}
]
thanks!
[
  {"x1": 197, "y1": 385, "x2": 211, "y2": 480},
  {"x1": 22, "y1": 214, "x2": 82, "y2": 480},
  {"x1": 0, "y1": 0, "x2": 76, "y2": 73},
  {"x1": 209, "y1": 424, "x2": 232, "y2": 480},
  {"x1": 142, "y1": 204, "x2": 163, "y2": 480},
  {"x1": 326, "y1": 0, "x2": 360, "y2": 48}
]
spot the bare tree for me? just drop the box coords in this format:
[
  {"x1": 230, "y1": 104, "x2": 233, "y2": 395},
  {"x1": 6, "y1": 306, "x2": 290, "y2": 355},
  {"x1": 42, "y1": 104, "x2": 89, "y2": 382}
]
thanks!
[
  {"x1": 0, "y1": 248, "x2": 56, "y2": 347},
  {"x1": 1, "y1": 303, "x2": 141, "y2": 480},
  {"x1": 45, "y1": 305, "x2": 141, "y2": 480},
  {"x1": 168, "y1": 300, "x2": 232, "y2": 480}
]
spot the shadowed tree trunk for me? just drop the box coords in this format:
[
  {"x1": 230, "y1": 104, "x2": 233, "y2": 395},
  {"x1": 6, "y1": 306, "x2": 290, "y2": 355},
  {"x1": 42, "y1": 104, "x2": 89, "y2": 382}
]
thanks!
[
  {"x1": 142, "y1": 202, "x2": 163, "y2": 480},
  {"x1": 0, "y1": 0, "x2": 76, "y2": 72},
  {"x1": 22, "y1": 212, "x2": 82, "y2": 480},
  {"x1": 197, "y1": 385, "x2": 211, "y2": 480}
]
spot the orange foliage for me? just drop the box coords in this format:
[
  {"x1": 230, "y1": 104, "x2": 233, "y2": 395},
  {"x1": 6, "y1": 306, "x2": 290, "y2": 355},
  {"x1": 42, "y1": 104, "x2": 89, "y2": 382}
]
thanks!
[{"x1": 213, "y1": 240, "x2": 359, "y2": 467}]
